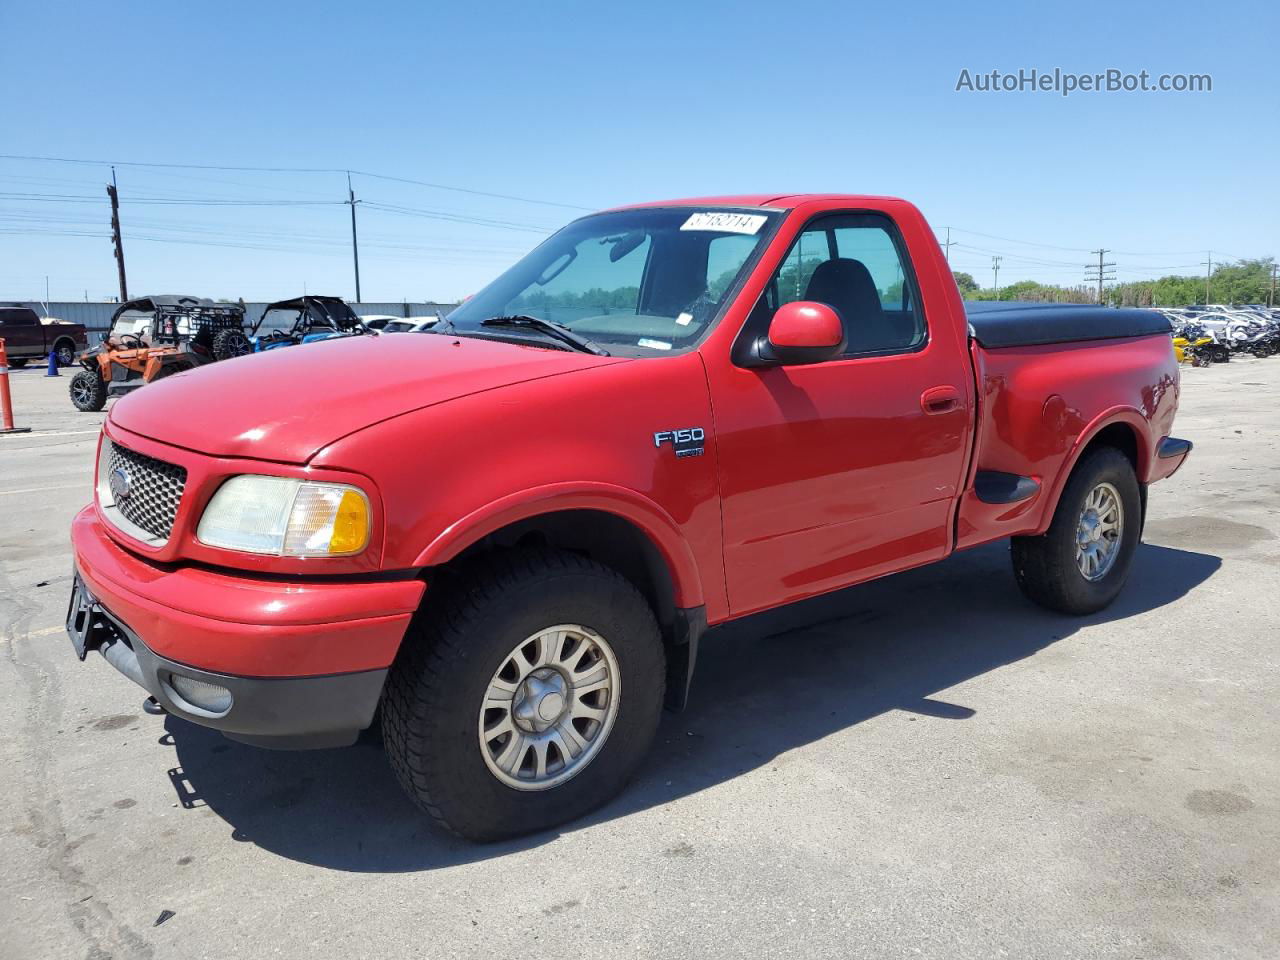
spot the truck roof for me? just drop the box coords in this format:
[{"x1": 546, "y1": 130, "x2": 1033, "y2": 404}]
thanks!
[{"x1": 607, "y1": 194, "x2": 907, "y2": 212}]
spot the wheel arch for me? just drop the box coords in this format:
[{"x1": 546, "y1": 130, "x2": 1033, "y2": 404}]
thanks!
[
  {"x1": 1037, "y1": 408, "x2": 1150, "y2": 533},
  {"x1": 411, "y1": 485, "x2": 708, "y2": 709},
  {"x1": 412, "y1": 484, "x2": 704, "y2": 611}
]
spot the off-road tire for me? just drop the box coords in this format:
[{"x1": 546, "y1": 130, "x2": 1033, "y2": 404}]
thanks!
[
  {"x1": 1012, "y1": 447, "x2": 1141, "y2": 615},
  {"x1": 211, "y1": 328, "x2": 252, "y2": 361},
  {"x1": 9, "y1": 358, "x2": 28, "y2": 368},
  {"x1": 382, "y1": 549, "x2": 666, "y2": 841},
  {"x1": 69, "y1": 370, "x2": 107, "y2": 412}
]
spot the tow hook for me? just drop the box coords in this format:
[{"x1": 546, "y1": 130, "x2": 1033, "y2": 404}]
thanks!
[{"x1": 142, "y1": 696, "x2": 167, "y2": 716}]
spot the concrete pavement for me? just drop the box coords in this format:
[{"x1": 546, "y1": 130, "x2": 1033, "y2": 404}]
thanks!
[{"x1": 1, "y1": 359, "x2": 1277, "y2": 959}]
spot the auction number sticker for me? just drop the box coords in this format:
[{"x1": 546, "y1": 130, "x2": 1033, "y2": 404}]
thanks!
[{"x1": 680, "y1": 212, "x2": 768, "y2": 235}]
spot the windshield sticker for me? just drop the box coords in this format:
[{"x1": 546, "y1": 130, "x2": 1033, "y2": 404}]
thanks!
[
  {"x1": 675, "y1": 312, "x2": 694, "y2": 326},
  {"x1": 680, "y1": 212, "x2": 767, "y2": 235},
  {"x1": 638, "y1": 338, "x2": 672, "y2": 350}
]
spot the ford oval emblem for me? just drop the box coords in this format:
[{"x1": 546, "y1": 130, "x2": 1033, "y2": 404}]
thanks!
[{"x1": 109, "y1": 466, "x2": 132, "y2": 502}]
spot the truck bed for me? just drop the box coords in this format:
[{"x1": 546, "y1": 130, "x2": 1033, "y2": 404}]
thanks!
[{"x1": 964, "y1": 301, "x2": 1172, "y2": 348}]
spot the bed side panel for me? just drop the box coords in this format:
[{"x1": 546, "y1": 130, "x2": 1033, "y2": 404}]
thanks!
[{"x1": 955, "y1": 334, "x2": 1179, "y2": 549}]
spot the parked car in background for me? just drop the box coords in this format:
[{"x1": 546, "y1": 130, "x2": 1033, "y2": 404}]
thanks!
[
  {"x1": 379, "y1": 316, "x2": 441, "y2": 333},
  {"x1": 0, "y1": 303, "x2": 89, "y2": 366},
  {"x1": 67, "y1": 193, "x2": 1190, "y2": 841},
  {"x1": 358, "y1": 314, "x2": 400, "y2": 331}
]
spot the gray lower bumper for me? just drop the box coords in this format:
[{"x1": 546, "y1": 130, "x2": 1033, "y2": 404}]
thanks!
[{"x1": 75, "y1": 593, "x2": 386, "y2": 750}]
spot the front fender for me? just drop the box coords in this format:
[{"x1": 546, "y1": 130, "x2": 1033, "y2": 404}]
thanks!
[{"x1": 412, "y1": 481, "x2": 706, "y2": 609}]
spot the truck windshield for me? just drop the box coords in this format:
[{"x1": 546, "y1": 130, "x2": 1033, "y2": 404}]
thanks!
[{"x1": 443, "y1": 207, "x2": 780, "y2": 355}]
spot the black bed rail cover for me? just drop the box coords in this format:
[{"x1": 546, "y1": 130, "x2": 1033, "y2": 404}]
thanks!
[{"x1": 964, "y1": 301, "x2": 1172, "y2": 349}]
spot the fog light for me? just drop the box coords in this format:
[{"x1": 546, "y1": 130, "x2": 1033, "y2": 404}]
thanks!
[{"x1": 167, "y1": 674, "x2": 233, "y2": 714}]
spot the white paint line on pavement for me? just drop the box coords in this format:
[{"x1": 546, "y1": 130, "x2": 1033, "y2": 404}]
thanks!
[
  {"x1": 0, "y1": 483, "x2": 88, "y2": 497},
  {"x1": 19, "y1": 429, "x2": 103, "y2": 438}
]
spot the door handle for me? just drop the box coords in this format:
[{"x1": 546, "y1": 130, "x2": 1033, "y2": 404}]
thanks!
[{"x1": 920, "y1": 385, "x2": 961, "y2": 415}]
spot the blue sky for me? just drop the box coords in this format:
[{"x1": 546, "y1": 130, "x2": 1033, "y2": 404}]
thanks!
[{"x1": 1, "y1": 0, "x2": 1275, "y2": 303}]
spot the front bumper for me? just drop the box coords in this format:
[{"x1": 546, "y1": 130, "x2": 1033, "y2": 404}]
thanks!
[{"x1": 70, "y1": 505, "x2": 425, "y2": 748}]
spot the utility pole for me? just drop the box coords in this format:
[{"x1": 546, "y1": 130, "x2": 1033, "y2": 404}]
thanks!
[
  {"x1": 991, "y1": 255, "x2": 1002, "y2": 299},
  {"x1": 106, "y1": 167, "x2": 128, "y2": 303},
  {"x1": 347, "y1": 172, "x2": 362, "y2": 303},
  {"x1": 944, "y1": 227, "x2": 952, "y2": 263},
  {"x1": 1268, "y1": 262, "x2": 1277, "y2": 308},
  {"x1": 1087, "y1": 249, "x2": 1116, "y2": 304},
  {"x1": 1201, "y1": 252, "x2": 1213, "y2": 306}
]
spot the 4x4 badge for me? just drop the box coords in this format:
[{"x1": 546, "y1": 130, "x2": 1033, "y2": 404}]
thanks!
[{"x1": 653, "y1": 427, "x2": 705, "y2": 459}]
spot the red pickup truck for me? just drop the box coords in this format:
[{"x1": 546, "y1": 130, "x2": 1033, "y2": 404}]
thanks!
[{"x1": 68, "y1": 194, "x2": 1189, "y2": 840}]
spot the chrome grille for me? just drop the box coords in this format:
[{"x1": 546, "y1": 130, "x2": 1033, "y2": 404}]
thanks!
[{"x1": 103, "y1": 441, "x2": 187, "y2": 541}]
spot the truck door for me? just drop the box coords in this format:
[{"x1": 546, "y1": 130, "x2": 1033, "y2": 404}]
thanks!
[
  {"x1": 0, "y1": 307, "x2": 43, "y2": 359},
  {"x1": 709, "y1": 212, "x2": 972, "y2": 616}
]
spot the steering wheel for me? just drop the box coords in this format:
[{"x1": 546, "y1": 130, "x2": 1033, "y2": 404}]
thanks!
[{"x1": 117, "y1": 333, "x2": 146, "y2": 350}]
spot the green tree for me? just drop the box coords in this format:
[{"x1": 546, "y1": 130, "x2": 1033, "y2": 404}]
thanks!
[{"x1": 952, "y1": 272, "x2": 979, "y2": 295}]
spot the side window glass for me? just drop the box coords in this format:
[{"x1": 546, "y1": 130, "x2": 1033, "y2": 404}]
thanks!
[
  {"x1": 758, "y1": 217, "x2": 926, "y2": 357},
  {"x1": 772, "y1": 228, "x2": 831, "y2": 308}
]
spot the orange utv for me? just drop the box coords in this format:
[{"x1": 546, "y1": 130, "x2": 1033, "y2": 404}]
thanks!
[{"x1": 70, "y1": 296, "x2": 251, "y2": 411}]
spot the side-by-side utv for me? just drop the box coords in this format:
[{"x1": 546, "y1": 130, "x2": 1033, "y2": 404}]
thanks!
[
  {"x1": 250, "y1": 296, "x2": 373, "y2": 351},
  {"x1": 69, "y1": 296, "x2": 251, "y2": 412}
]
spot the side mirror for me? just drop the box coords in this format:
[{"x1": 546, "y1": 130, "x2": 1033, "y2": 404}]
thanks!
[{"x1": 754, "y1": 301, "x2": 846, "y2": 365}]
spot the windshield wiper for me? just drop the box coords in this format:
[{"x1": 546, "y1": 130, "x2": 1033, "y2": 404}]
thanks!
[{"x1": 480, "y1": 315, "x2": 610, "y2": 356}]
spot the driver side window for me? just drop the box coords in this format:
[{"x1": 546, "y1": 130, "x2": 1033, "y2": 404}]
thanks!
[{"x1": 764, "y1": 215, "x2": 926, "y2": 357}]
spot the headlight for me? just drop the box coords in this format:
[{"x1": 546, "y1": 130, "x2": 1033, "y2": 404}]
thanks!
[{"x1": 196, "y1": 475, "x2": 371, "y2": 557}]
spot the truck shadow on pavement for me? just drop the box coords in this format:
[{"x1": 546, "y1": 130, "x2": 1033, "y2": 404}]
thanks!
[{"x1": 164, "y1": 539, "x2": 1219, "y2": 871}]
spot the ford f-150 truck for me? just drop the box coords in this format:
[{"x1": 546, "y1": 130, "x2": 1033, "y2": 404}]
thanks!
[{"x1": 67, "y1": 194, "x2": 1190, "y2": 840}]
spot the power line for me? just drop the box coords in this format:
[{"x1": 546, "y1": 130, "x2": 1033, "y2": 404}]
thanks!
[{"x1": 0, "y1": 153, "x2": 593, "y2": 211}]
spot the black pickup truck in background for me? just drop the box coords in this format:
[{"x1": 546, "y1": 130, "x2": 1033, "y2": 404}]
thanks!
[{"x1": 0, "y1": 304, "x2": 90, "y2": 367}]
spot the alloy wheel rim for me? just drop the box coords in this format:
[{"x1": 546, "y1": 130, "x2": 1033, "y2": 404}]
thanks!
[
  {"x1": 72, "y1": 379, "x2": 92, "y2": 404},
  {"x1": 1075, "y1": 481, "x2": 1123, "y2": 581},
  {"x1": 478, "y1": 624, "x2": 620, "y2": 791}
]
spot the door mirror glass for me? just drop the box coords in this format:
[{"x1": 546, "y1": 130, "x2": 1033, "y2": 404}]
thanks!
[{"x1": 756, "y1": 301, "x2": 846, "y2": 365}]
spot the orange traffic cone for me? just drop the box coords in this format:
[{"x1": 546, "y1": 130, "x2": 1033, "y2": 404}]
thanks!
[{"x1": 0, "y1": 339, "x2": 33, "y2": 435}]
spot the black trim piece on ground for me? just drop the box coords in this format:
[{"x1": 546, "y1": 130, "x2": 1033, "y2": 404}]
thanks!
[{"x1": 973, "y1": 470, "x2": 1041, "y2": 504}]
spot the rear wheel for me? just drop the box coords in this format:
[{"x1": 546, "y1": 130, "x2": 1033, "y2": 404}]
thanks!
[
  {"x1": 382, "y1": 549, "x2": 665, "y2": 841},
  {"x1": 1011, "y1": 447, "x2": 1141, "y2": 615},
  {"x1": 69, "y1": 370, "x2": 107, "y2": 412},
  {"x1": 54, "y1": 340, "x2": 77, "y2": 366},
  {"x1": 211, "y1": 328, "x2": 252, "y2": 361}
]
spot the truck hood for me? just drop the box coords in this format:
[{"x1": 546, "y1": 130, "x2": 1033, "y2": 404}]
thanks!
[{"x1": 109, "y1": 333, "x2": 627, "y2": 463}]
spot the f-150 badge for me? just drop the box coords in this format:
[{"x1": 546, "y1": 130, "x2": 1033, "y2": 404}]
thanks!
[{"x1": 654, "y1": 427, "x2": 705, "y2": 459}]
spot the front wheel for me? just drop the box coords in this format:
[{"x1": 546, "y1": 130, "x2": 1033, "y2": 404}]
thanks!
[
  {"x1": 382, "y1": 549, "x2": 666, "y2": 841},
  {"x1": 1011, "y1": 447, "x2": 1141, "y2": 615}
]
